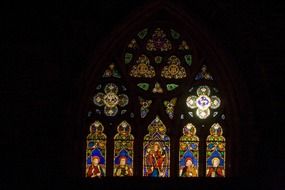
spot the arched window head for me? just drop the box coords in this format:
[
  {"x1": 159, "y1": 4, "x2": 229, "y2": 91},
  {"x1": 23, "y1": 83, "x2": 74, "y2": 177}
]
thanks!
[
  {"x1": 143, "y1": 116, "x2": 170, "y2": 177},
  {"x1": 206, "y1": 123, "x2": 226, "y2": 177},
  {"x1": 82, "y1": 2, "x2": 241, "y2": 178},
  {"x1": 86, "y1": 121, "x2": 106, "y2": 178},
  {"x1": 113, "y1": 121, "x2": 134, "y2": 177},
  {"x1": 179, "y1": 123, "x2": 199, "y2": 177}
]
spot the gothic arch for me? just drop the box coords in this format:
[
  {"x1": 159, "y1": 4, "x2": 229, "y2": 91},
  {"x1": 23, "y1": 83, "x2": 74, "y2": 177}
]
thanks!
[{"x1": 74, "y1": 1, "x2": 250, "y2": 178}]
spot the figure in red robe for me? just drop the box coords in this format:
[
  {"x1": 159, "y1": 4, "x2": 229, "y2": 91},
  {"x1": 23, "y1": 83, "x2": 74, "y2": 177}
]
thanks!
[
  {"x1": 206, "y1": 157, "x2": 225, "y2": 177},
  {"x1": 86, "y1": 156, "x2": 105, "y2": 177},
  {"x1": 146, "y1": 142, "x2": 166, "y2": 177}
]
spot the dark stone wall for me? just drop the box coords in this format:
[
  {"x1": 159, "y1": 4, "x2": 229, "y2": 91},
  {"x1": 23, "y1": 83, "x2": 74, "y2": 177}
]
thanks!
[{"x1": 2, "y1": 0, "x2": 284, "y2": 189}]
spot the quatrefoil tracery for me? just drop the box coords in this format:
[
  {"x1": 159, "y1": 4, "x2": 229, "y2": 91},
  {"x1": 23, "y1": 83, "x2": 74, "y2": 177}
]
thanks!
[
  {"x1": 93, "y1": 83, "x2": 129, "y2": 116},
  {"x1": 186, "y1": 86, "x2": 221, "y2": 119}
]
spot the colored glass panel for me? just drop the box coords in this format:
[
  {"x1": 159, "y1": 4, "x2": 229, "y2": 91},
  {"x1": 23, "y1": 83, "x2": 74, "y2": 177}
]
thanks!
[
  {"x1": 137, "y1": 83, "x2": 150, "y2": 91},
  {"x1": 154, "y1": 56, "x2": 163, "y2": 64},
  {"x1": 143, "y1": 116, "x2": 170, "y2": 177},
  {"x1": 186, "y1": 86, "x2": 221, "y2": 119},
  {"x1": 161, "y1": 56, "x2": 186, "y2": 79},
  {"x1": 164, "y1": 98, "x2": 177, "y2": 119},
  {"x1": 166, "y1": 83, "x2": 179, "y2": 91},
  {"x1": 146, "y1": 28, "x2": 172, "y2": 51},
  {"x1": 195, "y1": 65, "x2": 213, "y2": 80},
  {"x1": 170, "y1": 29, "x2": 180, "y2": 39},
  {"x1": 129, "y1": 54, "x2": 155, "y2": 78},
  {"x1": 137, "y1": 28, "x2": 148, "y2": 39},
  {"x1": 184, "y1": 55, "x2": 192, "y2": 66},
  {"x1": 152, "y1": 82, "x2": 163, "y2": 93},
  {"x1": 128, "y1": 39, "x2": 138, "y2": 49},
  {"x1": 93, "y1": 83, "x2": 129, "y2": 117},
  {"x1": 179, "y1": 41, "x2": 190, "y2": 50},
  {"x1": 113, "y1": 121, "x2": 134, "y2": 177},
  {"x1": 86, "y1": 121, "x2": 107, "y2": 178},
  {"x1": 206, "y1": 123, "x2": 226, "y2": 177},
  {"x1": 179, "y1": 123, "x2": 199, "y2": 177},
  {"x1": 125, "y1": 53, "x2": 133, "y2": 64},
  {"x1": 139, "y1": 96, "x2": 152, "y2": 118},
  {"x1": 103, "y1": 64, "x2": 121, "y2": 78}
]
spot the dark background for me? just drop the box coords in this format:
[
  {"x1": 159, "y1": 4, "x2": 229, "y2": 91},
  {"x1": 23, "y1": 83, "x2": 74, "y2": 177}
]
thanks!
[{"x1": 2, "y1": 0, "x2": 284, "y2": 189}]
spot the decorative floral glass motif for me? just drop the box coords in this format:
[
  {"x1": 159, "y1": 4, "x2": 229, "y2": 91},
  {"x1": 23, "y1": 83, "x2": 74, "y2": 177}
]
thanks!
[
  {"x1": 186, "y1": 86, "x2": 221, "y2": 119},
  {"x1": 93, "y1": 83, "x2": 129, "y2": 116},
  {"x1": 179, "y1": 40, "x2": 190, "y2": 50},
  {"x1": 86, "y1": 121, "x2": 106, "y2": 178},
  {"x1": 137, "y1": 83, "x2": 150, "y2": 91},
  {"x1": 113, "y1": 121, "x2": 134, "y2": 177},
  {"x1": 129, "y1": 54, "x2": 155, "y2": 78},
  {"x1": 164, "y1": 98, "x2": 177, "y2": 119},
  {"x1": 103, "y1": 64, "x2": 121, "y2": 78},
  {"x1": 206, "y1": 123, "x2": 226, "y2": 177},
  {"x1": 139, "y1": 96, "x2": 152, "y2": 118},
  {"x1": 179, "y1": 123, "x2": 199, "y2": 177},
  {"x1": 161, "y1": 56, "x2": 187, "y2": 79},
  {"x1": 146, "y1": 28, "x2": 172, "y2": 51},
  {"x1": 128, "y1": 39, "x2": 138, "y2": 49},
  {"x1": 143, "y1": 116, "x2": 170, "y2": 177},
  {"x1": 195, "y1": 65, "x2": 213, "y2": 80},
  {"x1": 166, "y1": 84, "x2": 179, "y2": 91},
  {"x1": 152, "y1": 82, "x2": 163, "y2": 93}
]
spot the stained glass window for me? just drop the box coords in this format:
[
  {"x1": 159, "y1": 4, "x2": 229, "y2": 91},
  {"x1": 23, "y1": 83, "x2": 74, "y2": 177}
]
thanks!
[
  {"x1": 113, "y1": 121, "x2": 134, "y2": 177},
  {"x1": 206, "y1": 123, "x2": 226, "y2": 177},
  {"x1": 85, "y1": 23, "x2": 230, "y2": 178},
  {"x1": 86, "y1": 121, "x2": 107, "y2": 178},
  {"x1": 126, "y1": 27, "x2": 192, "y2": 95},
  {"x1": 143, "y1": 116, "x2": 170, "y2": 177},
  {"x1": 179, "y1": 123, "x2": 199, "y2": 177}
]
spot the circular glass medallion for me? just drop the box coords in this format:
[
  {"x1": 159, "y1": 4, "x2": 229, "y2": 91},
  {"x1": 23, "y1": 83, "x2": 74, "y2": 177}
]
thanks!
[
  {"x1": 93, "y1": 92, "x2": 105, "y2": 106},
  {"x1": 210, "y1": 96, "x2": 221, "y2": 109},
  {"x1": 197, "y1": 86, "x2": 211, "y2": 96},
  {"x1": 104, "y1": 83, "x2": 119, "y2": 94},
  {"x1": 186, "y1": 96, "x2": 197, "y2": 108},
  {"x1": 168, "y1": 64, "x2": 179, "y2": 75},
  {"x1": 137, "y1": 63, "x2": 148, "y2": 75},
  {"x1": 104, "y1": 106, "x2": 118, "y2": 117},
  {"x1": 103, "y1": 92, "x2": 119, "y2": 107},
  {"x1": 196, "y1": 108, "x2": 210, "y2": 119},
  {"x1": 196, "y1": 95, "x2": 211, "y2": 110}
]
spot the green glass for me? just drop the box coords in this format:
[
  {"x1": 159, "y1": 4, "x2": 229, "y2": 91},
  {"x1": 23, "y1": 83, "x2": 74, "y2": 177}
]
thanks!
[
  {"x1": 170, "y1": 29, "x2": 180, "y2": 39},
  {"x1": 125, "y1": 53, "x2": 133, "y2": 64},
  {"x1": 184, "y1": 55, "x2": 192, "y2": 66},
  {"x1": 137, "y1": 28, "x2": 148, "y2": 39},
  {"x1": 154, "y1": 56, "x2": 162, "y2": 64},
  {"x1": 166, "y1": 84, "x2": 179, "y2": 91},
  {"x1": 137, "y1": 83, "x2": 150, "y2": 91}
]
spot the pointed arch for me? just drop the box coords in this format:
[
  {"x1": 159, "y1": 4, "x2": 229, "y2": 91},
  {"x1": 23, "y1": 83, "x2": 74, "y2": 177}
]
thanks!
[
  {"x1": 85, "y1": 121, "x2": 107, "y2": 178},
  {"x1": 143, "y1": 116, "x2": 170, "y2": 177},
  {"x1": 206, "y1": 123, "x2": 226, "y2": 177},
  {"x1": 77, "y1": 1, "x2": 249, "y2": 178},
  {"x1": 179, "y1": 123, "x2": 199, "y2": 177},
  {"x1": 113, "y1": 121, "x2": 134, "y2": 177}
]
